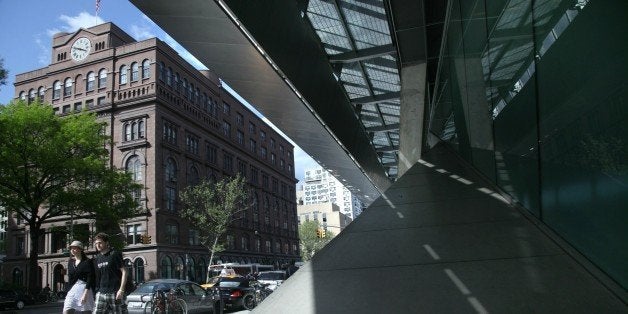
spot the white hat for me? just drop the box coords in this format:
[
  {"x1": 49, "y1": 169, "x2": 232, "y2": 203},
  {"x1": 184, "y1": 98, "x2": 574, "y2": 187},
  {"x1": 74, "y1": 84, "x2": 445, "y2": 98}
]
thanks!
[{"x1": 69, "y1": 240, "x2": 84, "y2": 249}]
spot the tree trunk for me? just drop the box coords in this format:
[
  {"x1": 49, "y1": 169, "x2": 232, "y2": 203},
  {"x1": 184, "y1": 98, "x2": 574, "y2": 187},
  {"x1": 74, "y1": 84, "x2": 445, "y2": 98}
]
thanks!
[
  {"x1": 206, "y1": 237, "x2": 219, "y2": 283},
  {"x1": 27, "y1": 226, "x2": 42, "y2": 295}
]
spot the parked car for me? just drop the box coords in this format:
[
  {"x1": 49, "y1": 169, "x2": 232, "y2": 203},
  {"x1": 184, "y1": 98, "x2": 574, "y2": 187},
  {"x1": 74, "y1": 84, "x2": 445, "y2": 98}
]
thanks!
[
  {"x1": 216, "y1": 277, "x2": 258, "y2": 310},
  {"x1": 200, "y1": 273, "x2": 242, "y2": 290},
  {"x1": 256, "y1": 270, "x2": 287, "y2": 290},
  {"x1": 0, "y1": 289, "x2": 34, "y2": 310},
  {"x1": 126, "y1": 279, "x2": 220, "y2": 313}
]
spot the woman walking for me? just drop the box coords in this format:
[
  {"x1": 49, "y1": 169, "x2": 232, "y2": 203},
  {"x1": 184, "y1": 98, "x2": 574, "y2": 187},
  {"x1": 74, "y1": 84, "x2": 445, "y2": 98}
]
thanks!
[{"x1": 63, "y1": 240, "x2": 95, "y2": 314}]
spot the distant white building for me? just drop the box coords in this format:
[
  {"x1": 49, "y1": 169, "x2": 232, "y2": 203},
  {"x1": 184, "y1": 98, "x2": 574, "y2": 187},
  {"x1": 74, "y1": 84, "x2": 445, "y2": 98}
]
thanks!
[
  {"x1": 301, "y1": 166, "x2": 363, "y2": 220},
  {"x1": 296, "y1": 202, "x2": 351, "y2": 238}
]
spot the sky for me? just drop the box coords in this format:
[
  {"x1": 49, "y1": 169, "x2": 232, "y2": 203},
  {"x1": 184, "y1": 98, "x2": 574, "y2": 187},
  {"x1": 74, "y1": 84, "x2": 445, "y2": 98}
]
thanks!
[{"x1": 0, "y1": 0, "x2": 320, "y2": 185}]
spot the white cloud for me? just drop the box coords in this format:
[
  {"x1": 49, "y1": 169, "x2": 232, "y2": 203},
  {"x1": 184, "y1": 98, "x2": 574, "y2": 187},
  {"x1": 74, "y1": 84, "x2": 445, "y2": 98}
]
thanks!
[
  {"x1": 47, "y1": 12, "x2": 104, "y2": 37},
  {"x1": 130, "y1": 24, "x2": 155, "y2": 40},
  {"x1": 34, "y1": 36, "x2": 49, "y2": 66},
  {"x1": 130, "y1": 14, "x2": 157, "y2": 41}
]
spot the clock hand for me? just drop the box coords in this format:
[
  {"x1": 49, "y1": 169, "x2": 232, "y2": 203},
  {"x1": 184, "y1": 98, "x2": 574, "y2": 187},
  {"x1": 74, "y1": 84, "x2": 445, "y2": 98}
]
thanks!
[{"x1": 74, "y1": 47, "x2": 87, "y2": 52}]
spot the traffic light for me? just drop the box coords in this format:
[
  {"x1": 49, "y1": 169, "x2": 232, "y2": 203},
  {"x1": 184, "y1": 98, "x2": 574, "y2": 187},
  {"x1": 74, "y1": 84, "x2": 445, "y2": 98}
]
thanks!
[
  {"x1": 142, "y1": 234, "x2": 152, "y2": 244},
  {"x1": 316, "y1": 228, "x2": 322, "y2": 238},
  {"x1": 320, "y1": 228, "x2": 326, "y2": 238}
]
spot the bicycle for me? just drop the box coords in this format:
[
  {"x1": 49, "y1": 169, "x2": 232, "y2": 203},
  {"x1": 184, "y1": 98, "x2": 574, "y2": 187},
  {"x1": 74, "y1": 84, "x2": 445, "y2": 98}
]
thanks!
[
  {"x1": 142, "y1": 289, "x2": 188, "y2": 314},
  {"x1": 36, "y1": 290, "x2": 59, "y2": 304},
  {"x1": 242, "y1": 281, "x2": 273, "y2": 310}
]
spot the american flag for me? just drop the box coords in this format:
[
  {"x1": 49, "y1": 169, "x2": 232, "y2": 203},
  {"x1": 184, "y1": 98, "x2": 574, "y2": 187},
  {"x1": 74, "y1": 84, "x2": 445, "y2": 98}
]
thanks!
[{"x1": 96, "y1": 0, "x2": 101, "y2": 14}]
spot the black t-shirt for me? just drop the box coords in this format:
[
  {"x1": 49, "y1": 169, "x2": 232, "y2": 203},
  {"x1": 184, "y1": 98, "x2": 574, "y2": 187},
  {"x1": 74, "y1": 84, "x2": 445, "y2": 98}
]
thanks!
[{"x1": 94, "y1": 249, "x2": 123, "y2": 294}]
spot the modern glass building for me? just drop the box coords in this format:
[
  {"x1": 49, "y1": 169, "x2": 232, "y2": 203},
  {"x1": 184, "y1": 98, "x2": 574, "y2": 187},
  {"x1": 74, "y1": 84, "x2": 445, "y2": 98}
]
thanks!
[
  {"x1": 133, "y1": 0, "x2": 627, "y2": 311},
  {"x1": 428, "y1": 0, "x2": 628, "y2": 290}
]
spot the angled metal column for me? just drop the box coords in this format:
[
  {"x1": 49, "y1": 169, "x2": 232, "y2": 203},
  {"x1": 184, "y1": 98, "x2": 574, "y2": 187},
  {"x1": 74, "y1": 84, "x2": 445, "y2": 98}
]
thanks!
[{"x1": 398, "y1": 63, "x2": 427, "y2": 177}]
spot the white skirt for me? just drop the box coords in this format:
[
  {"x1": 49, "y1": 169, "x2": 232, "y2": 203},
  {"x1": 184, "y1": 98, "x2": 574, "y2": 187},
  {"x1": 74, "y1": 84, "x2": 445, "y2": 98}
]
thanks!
[{"x1": 63, "y1": 279, "x2": 95, "y2": 312}]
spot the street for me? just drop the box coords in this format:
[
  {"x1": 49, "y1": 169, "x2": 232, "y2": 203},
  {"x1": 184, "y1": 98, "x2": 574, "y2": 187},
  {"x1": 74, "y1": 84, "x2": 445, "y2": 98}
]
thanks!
[{"x1": 0, "y1": 300, "x2": 63, "y2": 314}]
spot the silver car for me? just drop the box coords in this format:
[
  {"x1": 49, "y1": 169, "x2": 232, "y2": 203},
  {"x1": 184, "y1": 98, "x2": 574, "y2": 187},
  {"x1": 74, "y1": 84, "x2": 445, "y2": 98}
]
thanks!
[{"x1": 126, "y1": 279, "x2": 219, "y2": 313}]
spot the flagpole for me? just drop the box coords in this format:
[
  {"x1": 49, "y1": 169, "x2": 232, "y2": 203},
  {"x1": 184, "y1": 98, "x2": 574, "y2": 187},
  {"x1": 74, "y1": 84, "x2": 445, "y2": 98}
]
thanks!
[{"x1": 95, "y1": 0, "x2": 101, "y2": 22}]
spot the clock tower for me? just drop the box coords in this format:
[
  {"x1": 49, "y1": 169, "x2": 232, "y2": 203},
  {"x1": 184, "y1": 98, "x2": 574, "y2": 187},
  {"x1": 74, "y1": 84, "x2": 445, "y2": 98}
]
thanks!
[{"x1": 50, "y1": 23, "x2": 135, "y2": 65}]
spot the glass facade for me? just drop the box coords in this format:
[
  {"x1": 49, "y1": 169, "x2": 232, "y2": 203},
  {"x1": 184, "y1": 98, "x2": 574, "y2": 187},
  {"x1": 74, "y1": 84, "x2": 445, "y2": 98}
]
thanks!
[{"x1": 428, "y1": 0, "x2": 628, "y2": 290}]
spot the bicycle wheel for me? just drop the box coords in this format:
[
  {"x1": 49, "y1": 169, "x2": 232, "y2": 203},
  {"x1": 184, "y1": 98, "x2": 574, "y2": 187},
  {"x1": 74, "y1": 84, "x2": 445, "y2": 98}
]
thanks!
[
  {"x1": 170, "y1": 299, "x2": 188, "y2": 314},
  {"x1": 242, "y1": 294, "x2": 256, "y2": 310},
  {"x1": 143, "y1": 301, "x2": 153, "y2": 314}
]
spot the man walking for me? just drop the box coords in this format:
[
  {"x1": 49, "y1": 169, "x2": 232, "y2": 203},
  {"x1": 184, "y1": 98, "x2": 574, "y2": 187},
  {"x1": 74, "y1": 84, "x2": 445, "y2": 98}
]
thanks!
[{"x1": 93, "y1": 232, "x2": 128, "y2": 314}]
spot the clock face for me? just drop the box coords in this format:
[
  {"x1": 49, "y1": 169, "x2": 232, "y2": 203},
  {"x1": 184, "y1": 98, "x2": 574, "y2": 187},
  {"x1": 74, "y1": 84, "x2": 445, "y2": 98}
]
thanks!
[{"x1": 71, "y1": 37, "x2": 91, "y2": 62}]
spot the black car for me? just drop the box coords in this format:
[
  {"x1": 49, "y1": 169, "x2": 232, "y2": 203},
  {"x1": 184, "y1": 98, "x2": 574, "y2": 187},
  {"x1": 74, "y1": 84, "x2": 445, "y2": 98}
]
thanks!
[
  {"x1": 216, "y1": 277, "x2": 257, "y2": 310},
  {"x1": 0, "y1": 289, "x2": 32, "y2": 310}
]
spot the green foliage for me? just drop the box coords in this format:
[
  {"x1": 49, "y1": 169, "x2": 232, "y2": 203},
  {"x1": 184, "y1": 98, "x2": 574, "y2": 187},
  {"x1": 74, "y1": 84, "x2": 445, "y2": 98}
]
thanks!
[
  {"x1": 0, "y1": 100, "x2": 141, "y2": 292},
  {"x1": 298, "y1": 220, "x2": 334, "y2": 261},
  {"x1": 0, "y1": 57, "x2": 7, "y2": 91},
  {"x1": 179, "y1": 174, "x2": 250, "y2": 269}
]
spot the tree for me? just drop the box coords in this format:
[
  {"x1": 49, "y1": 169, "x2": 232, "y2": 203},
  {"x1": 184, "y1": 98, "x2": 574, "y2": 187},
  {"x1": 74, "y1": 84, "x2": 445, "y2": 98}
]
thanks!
[
  {"x1": 0, "y1": 57, "x2": 7, "y2": 91},
  {"x1": 0, "y1": 100, "x2": 141, "y2": 293},
  {"x1": 299, "y1": 220, "x2": 334, "y2": 261},
  {"x1": 179, "y1": 174, "x2": 250, "y2": 282}
]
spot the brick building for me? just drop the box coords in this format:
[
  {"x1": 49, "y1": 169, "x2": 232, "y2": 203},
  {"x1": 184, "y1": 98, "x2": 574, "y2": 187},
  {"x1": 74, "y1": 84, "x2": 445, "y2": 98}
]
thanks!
[{"x1": 6, "y1": 22, "x2": 299, "y2": 291}]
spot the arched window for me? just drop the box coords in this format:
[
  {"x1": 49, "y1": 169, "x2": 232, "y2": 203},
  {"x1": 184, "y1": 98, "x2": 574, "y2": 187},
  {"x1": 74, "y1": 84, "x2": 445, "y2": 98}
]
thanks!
[
  {"x1": 126, "y1": 155, "x2": 142, "y2": 203},
  {"x1": 64, "y1": 78, "x2": 73, "y2": 97},
  {"x1": 38, "y1": 86, "x2": 45, "y2": 101},
  {"x1": 166, "y1": 67, "x2": 172, "y2": 86},
  {"x1": 133, "y1": 258, "x2": 145, "y2": 284},
  {"x1": 166, "y1": 222, "x2": 179, "y2": 245},
  {"x1": 165, "y1": 158, "x2": 178, "y2": 211},
  {"x1": 74, "y1": 74, "x2": 83, "y2": 94},
  {"x1": 174, "y1": 73, "x2": 180, "y2": 92},
  {"x1": 142, "y1": 59, "x2": 151, "y2": 79},
  {"x1": 12, "y1": 268, "x2": 23, "y2": 286},
  {"x1": 132, "y1": 122, "x2": 138, "y2": 140},
  {"x1": 188, "y1": 166, "x2": 199, "y2": 186},
  {"x1": 158, "y1": 61, "x2": 165, "y2": 81},
  {"x1": 87, "y1": 71, "x2": 95, "y2": 91},
  {"x1": 253, "y1": 193, "x2": 259, "y2": 223},
  {"x1": 124, "y1": 123, "x2": 132, "y2": 141},
  {"x1": 131, "y1": 62, "x2": 139, "y2": 81},
  {"x1": 182, "y1": 79, "x2": 188, "y2": 99},
  {"x1": 28, "y1": 89, "x2": 36, "y2": 103},
  {"x1": 188, "y1": 82, "x2": 193, "y2": 100},
  {"x1": 126, "y1": 155, "x2": 142, "y2": 181},
  {"x1": 165, "y1": 158, "x2": 177, "y2": 182},
  {"x1": 253, "y1": 193, "x2": 259, "y2": 212},
  {"x1": 174, "y1": 256, "x2": 185, "y2": 280},
  {"x1": 53, "y1": 81, "x2": 61, "y2": 99},
  {"x1": 119, "y1": 65, "x2": 128, "y2": 84},
  {"x1": 241, "y1": 235, "x2": 249, "y2": 251},
  {"x1": 138, "y1": 120, "x2": 145, "y2": 139},
  {"x1": 98, "y1": 69, "x2": 107, "y2": 88},
  {"x1": 161, "y1": 256, "x2": 173, "y2": 279},
  {"x1": 195, "y1": 87, "x2": 200, "y2": 105}
]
